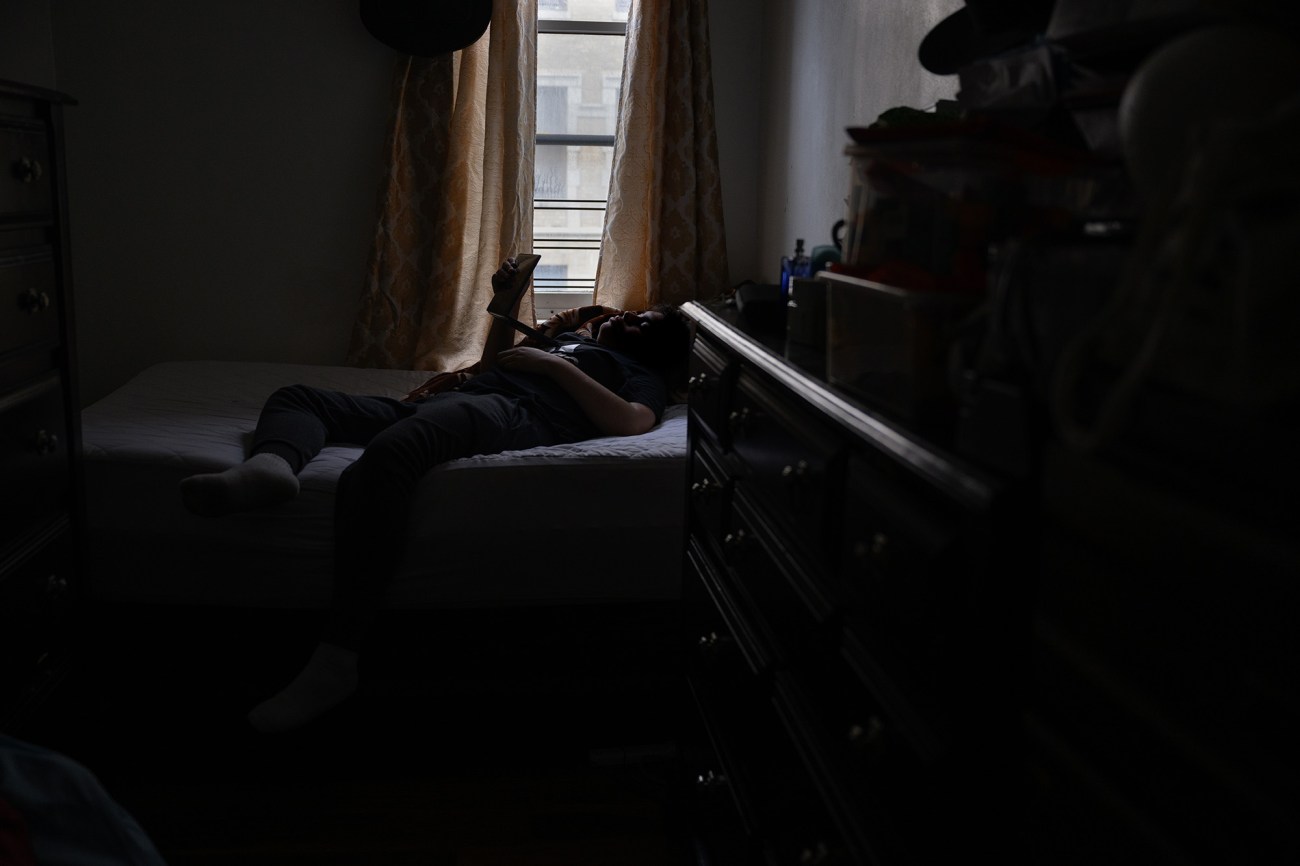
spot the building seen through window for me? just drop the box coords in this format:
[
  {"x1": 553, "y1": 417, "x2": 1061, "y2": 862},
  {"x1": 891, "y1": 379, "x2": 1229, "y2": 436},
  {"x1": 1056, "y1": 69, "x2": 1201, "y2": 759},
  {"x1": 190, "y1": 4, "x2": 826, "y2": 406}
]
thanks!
[{"x1": 534, "y1": 0, "x2": 628, "y2": 318}]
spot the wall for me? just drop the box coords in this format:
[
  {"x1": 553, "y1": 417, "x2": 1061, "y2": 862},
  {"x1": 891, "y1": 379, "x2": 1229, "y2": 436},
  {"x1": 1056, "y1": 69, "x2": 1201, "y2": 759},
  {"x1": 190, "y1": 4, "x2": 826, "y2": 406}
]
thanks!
[
  {"x1": 0, "y1": 1, "x2": 57, "y2": 88},
  {"x1": 750, "y1": 0, "x2": 962, "y2": 282},
  {"x1": 52, "y1": 0, "x2": 396, "y2": 405},
  {"x1": 706, "y1": 0, "x2": 766, "y2": 290},
  {"x1": 17, "y1": 0, "x2": 956, "y2": 403}
]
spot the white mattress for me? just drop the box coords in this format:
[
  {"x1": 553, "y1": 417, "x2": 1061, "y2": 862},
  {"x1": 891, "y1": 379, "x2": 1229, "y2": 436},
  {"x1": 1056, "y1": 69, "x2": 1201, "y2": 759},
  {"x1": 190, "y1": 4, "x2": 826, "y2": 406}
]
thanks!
[{"x1": 81, "y1": 361, "x2": 687, "y2": 608}]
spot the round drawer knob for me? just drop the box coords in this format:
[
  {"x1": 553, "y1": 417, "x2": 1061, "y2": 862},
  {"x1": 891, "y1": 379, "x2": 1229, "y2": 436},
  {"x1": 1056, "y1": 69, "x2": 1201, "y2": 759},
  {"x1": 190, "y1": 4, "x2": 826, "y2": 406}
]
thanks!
[
  {"x1": 853, "y1": 531, "x2": 890, "y2": 563},
  {"x1": 727, "y1": 407, "x2": 751, "y2": 435},
  {"x1": 848, "y1": 715, "x2": 886, "y2": 761},
  {"x1": 16, "y1": 156, "x2": 44, "y2": 183},
  {"x1": 799, "y1": 841, "x2": 829, "y2": 864},
  {"x1": 781, "y1": 460, "x2": 809, "y2": 480},
  {"x1": 20, "y1": 287, "x2": 52, "y2": 313},
  {"x1": 697, "y1": 631, "x2": 733, "y2": 658},
  {"x1": 695, "y1": 769, "x2": 727, "y2": 791},
  {"x1": 690, "y1": 478, "x2": 717, "y2": 498},
  {"x1": 34, "y1": 429, "x2": 59, "y2": 455},
  {"x1": 687, "y1": 372, "x2": 713, "y2": 392}
]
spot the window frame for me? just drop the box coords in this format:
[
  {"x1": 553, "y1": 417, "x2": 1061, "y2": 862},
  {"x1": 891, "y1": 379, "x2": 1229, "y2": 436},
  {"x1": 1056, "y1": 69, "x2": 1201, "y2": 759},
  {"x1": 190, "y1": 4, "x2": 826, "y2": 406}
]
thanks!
[{"x1": 533, "y1": 12, "x2": 628, "y2": 318}]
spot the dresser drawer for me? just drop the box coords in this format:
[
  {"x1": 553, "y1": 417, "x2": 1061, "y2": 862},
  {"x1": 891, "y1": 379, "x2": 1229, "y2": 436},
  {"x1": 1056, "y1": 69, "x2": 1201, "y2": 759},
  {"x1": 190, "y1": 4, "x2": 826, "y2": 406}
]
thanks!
[
  {"x1": 797, "y1": 641, "x2": 955, "y2": 857},
  {"x1": 686, "y1": 333, "x2": 732, "y2": 448},
  {"x1": 790, "y1": 638, "x2": 921, "y2": 780},
  {"x1": 0, "y1": 249, "x2": 59, "y2": 355},
  {"x1": 687, "y1": 436, "x2": 730, "y2": 549},
  {"x1": 840, "y1": 456, "x2": 962, "y2": 645},
  {"x1": 785, "y1": 643, "x2": 999, "y2": 864},
  {"x1": 0, "y1": 119, "x2": 53, "y2": 219},
  {"x1": 686, "y1": 537, "x2": 776, "y2": 679},
  {"x1": 688, "y1": 629, "x2": 844, "y2": 865},
  {"x1": 0, "y1": 530, "x2": 73, "y2": 700},
  {"x1": 729, "y1": 370, "x2": 844, "y2": 564},
  {"x1": 0, "y1": 373, "x2": 72, "y2": 556},
  {"x1": 723, "y1": 491, "x2": 839, "y2": 668},
  {"x1": 770, "y1": 672, "x2": 897, "y2": 865}
]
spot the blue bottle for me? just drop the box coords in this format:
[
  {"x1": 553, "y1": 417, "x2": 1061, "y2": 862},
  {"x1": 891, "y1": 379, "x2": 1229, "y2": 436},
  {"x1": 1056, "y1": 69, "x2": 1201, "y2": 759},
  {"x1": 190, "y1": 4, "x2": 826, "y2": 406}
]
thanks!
[{"x1": 780, "y1": 238, "x2": 811, "y2": 300}]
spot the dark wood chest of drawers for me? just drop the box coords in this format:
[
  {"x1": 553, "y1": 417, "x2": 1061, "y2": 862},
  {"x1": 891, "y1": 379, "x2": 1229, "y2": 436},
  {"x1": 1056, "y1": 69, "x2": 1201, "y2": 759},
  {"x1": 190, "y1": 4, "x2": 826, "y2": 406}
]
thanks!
[
  {"x1": 680, "y1": 300, "x2": 1028, "y2": 864},
  {"x1": 0, "y1": 80, "x2": 81, "y2": 732}
]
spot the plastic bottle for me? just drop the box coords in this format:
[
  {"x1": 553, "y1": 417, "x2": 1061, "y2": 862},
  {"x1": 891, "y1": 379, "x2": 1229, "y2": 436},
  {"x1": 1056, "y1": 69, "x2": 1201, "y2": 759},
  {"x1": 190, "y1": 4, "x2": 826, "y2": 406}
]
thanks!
[
  {"x1": 780, "y1": 238, "x2": 812, "y2": 300},
  {"x1": 793, "y1": 239, "x2": 812, "y2": 280}
]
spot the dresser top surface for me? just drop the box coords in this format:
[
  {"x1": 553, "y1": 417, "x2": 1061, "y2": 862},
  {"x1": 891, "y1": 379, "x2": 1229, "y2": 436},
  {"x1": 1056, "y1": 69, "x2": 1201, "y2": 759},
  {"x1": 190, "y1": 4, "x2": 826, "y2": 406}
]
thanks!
[
  {"x1": 0, "y1": 79, "x2": 76, "y2": 106},
  {"x1": 683, "y1": 299, "x2": 1003, "y2": 511}
]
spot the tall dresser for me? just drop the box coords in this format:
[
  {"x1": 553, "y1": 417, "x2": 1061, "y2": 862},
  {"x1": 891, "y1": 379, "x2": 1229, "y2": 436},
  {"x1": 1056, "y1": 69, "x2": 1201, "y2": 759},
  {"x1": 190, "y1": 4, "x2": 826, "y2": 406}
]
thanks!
[
  {"x1": 680, "y1": 299, "x2": 1028, "y2": 864},
  {"x1": 0, "y1": 80, "x2": 81, "y2": 732}
]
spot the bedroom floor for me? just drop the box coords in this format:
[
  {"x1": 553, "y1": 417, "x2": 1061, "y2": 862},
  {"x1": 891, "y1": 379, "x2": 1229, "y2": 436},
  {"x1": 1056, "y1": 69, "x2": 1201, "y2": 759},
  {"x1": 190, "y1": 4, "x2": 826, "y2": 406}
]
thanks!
[{"x1": 21, "y1": 604, "x2": 699, "y2": 865}]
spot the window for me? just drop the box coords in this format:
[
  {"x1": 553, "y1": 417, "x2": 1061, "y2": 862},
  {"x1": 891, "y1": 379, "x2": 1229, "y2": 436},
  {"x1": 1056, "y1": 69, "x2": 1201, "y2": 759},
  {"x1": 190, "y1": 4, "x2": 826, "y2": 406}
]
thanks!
[
  {"x1": 534, "y1": 263, "x2": 569, "y2": 292},
  {"x1": 533, "y1": 0, "x2": 629, "y2": 319},
  {"x1": 535, "y1": 83, "x2": 573, "y2": 200}
]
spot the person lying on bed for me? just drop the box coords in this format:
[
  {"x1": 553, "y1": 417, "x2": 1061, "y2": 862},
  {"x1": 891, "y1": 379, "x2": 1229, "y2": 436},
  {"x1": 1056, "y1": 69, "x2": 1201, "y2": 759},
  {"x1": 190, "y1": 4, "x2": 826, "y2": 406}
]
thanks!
[{"x1": 179, "y1": 258, "x2": 692, "y2": 733}]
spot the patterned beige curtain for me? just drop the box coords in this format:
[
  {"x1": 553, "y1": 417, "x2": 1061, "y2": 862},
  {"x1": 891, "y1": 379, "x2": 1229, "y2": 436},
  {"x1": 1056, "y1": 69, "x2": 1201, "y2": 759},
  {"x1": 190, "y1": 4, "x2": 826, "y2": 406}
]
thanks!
[
  {"x1": 348, "y1": 0, "x2": 538, "y2": 371},
  {"x1": 595, "y1": 0, "x2": 729, "y2": 311}
]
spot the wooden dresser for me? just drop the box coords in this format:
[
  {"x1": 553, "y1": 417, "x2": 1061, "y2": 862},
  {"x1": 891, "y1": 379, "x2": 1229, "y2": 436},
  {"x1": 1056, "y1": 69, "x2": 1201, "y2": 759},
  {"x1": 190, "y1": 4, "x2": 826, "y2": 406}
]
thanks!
[
  {"x1": 0, "y1": 80, "x2": 81, "y2": 732},
  {"x1": 680, "y1": 298, "x2": 1028, "y2": 864}
]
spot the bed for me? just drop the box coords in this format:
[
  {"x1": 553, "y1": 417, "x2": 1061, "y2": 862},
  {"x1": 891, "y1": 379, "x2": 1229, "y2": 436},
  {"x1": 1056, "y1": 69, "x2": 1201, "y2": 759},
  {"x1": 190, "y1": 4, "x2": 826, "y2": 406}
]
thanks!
[{"x1": 79, "y1": 360, "x2": 689, "y2": 611}]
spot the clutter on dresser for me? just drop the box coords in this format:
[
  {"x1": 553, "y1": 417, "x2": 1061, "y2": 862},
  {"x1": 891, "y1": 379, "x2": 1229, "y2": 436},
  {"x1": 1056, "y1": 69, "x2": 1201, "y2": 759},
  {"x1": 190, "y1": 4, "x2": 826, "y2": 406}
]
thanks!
[
  {"x1": 824, "y1": 272, "x2": 977, "y2": 435},
  {"x1": 835, "y1": 119, "x2": 1104, "y2": 295}
]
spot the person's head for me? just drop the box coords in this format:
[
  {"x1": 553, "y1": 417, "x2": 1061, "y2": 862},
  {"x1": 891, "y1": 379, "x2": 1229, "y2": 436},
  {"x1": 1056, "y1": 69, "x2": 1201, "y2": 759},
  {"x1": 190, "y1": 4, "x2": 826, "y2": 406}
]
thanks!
[{"x1": 595, "y1": 304, "x2": 692, "y2": 375}]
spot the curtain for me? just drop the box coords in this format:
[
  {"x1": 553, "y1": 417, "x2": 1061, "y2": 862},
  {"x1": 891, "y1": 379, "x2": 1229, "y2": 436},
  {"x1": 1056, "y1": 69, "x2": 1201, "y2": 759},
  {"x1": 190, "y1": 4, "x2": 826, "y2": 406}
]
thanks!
[
  {"x1": 595, "y1": 0, "x2": 729, "y2": 311},
  {"x1": 347, "y1": 0, "x2": 538, "y2": 372}
]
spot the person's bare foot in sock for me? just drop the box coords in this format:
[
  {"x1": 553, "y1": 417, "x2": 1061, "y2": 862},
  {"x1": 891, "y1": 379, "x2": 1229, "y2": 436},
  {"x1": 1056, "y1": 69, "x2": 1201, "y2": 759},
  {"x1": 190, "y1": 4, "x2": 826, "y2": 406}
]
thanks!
[
  {"x1": 180, "y1": 452, "x2": 299, "y2": 516},
  {"x1": 247, "y1": 643, "x2": 359, "y2": 733}
]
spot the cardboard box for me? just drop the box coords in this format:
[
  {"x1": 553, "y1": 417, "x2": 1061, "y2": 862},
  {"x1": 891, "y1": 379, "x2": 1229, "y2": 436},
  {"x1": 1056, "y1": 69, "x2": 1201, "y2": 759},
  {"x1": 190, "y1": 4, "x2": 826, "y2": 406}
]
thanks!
[{"x1": 826, "y1": 273, "x2": 976, "y2": 428}]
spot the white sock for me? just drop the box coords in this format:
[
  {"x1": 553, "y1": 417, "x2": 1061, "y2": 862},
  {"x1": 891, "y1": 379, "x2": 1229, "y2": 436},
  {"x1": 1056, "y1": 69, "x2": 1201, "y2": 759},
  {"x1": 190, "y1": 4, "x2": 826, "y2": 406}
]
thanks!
[
  {"x1": 247, "y1": 643, "x2": 359, "y2": 734},
  {"x1": 180, "y1": 452, "x2": 299, "y2": 516}
]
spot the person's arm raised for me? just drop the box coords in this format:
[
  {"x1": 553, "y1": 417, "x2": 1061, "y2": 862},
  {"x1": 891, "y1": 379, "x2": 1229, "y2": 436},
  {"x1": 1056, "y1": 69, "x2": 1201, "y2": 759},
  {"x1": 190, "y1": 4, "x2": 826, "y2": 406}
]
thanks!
[
  {"x1": 479, "y1": 256, "x2": 546, "y2": 369},
  {"x1": 478, "y1": 260, "x2": 525, "y2": 371}
]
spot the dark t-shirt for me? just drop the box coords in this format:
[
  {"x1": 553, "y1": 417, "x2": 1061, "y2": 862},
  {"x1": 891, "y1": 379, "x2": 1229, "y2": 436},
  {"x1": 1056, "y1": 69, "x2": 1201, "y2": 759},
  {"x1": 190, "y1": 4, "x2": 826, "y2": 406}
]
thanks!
[{"x1": 456, "y1": 333, "x2": 667, "y2": 441}]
